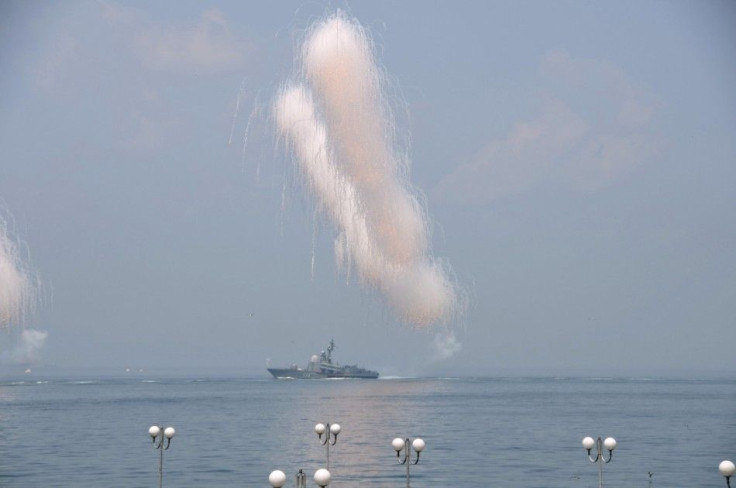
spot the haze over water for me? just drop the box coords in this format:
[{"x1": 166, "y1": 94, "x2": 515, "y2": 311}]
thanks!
[
  {"x1": 1, "y1": 2, "x2": 735, "y2": 486},
  {"x1": 1, "y1": 374, "x2": 734, "y2": 487}
]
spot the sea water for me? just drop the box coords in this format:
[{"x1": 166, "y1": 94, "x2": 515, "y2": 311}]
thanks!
[{"x1": 0, "y1": 375, "x2": 734, "y2": 487}]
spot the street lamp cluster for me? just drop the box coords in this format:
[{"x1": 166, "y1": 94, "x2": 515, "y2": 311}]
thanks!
[
  {"x1": 267, "y1": 423, "x2": 425, "y2": 487},
  {"x1": 144, "y1": 423, "x2": 730, "y2": 487},
  {"x1": 267, "y1": 422, "x2": 340, "y2": 488},
  {"x1": 580, "y1": 436, "x2": 733, "y2": 488},
  {"x1": 269, "y1": 468, "x2": 331, "y2": 488}
]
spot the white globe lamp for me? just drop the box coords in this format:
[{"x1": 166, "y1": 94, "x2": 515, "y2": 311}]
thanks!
[
  {"x1": 720, "y1": 460, "x2": 736, "y2": 480},
  {"x1": 412, "y1": 438, "x2": 425, "y2": 453},
  {"x1": 269, "y1": 470, "x2": 287, "y2": 488},
  {"x1": 148, "y1": 426, "x2": 161, "y2": 438},
  {"x1": 392, "y1": 437, "x2": 405, "y2": 452},
  {"x1": 603, "y1": 437, "x2": 616, "y2": 451},
  {"x1": 314, "y1": 468, "x2": 331, "y2": 487},
  {"x1": 582, "y1": 436, "x2": 595, "y2": 450}
]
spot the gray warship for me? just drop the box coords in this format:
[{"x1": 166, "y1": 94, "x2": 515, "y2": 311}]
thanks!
[{"x1": 267, "y1": 339, "x2": 379, "y2": 379}]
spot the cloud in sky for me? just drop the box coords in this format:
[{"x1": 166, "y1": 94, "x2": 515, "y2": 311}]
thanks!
[
  {"x1": 436, "y1": 49, "x2": 662, "y2": 204},
  {"x1": 24, "y1": 3, "x2": 259, "y2": 152},
  {"x1": 35, "y1": 2, "x2": 258, "y2": 82},
  {"x1": 33, "y1": 31, "x2": 78, "y2": 91},
  {"x1": 134, "y1": 8, "x2": 255, "y2": 75}
]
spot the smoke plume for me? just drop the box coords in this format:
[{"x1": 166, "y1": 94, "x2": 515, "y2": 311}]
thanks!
[
  {"x1": 275, "y1": 13, "x2": 458, "y2": 326},
  {"x1": 0, "y1": 214, "x2": 36, "y2": 329},
  {"x1": 2, "y1": 328, "x2": 48, "y2": 365}
]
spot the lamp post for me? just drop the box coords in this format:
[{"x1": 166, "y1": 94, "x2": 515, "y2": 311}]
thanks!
[
  {"x1": 315, "y1": 423, "x2": 341, "y2": 469},
  {"x1": 582, "y1": 436, "x2": 616, "y2": 488},
  {"x1": 392, "y1": 437, "x2": 425, "y2": 488},
  {"x1": 269, "y1": 469, "x2": 331, "y2": 488},
  {"x1": 720, "y1": 460, "x2": 735, "y2": 487},
  {"x1": 148, "y1": 425, "x2": 175, "y2": 488}
]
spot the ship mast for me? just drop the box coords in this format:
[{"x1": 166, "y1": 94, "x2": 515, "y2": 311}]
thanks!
[{"x1": 327, "y1": 339, "x2": 335, "y2": 364}]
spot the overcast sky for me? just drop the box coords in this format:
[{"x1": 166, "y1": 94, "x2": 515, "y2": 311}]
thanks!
[{"x1": 1, "y1": 0, "x2": 734, "y2": 376}]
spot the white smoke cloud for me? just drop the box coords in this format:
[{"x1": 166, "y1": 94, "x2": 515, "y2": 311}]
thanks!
[{"x1": 275, "y1": 13, "x2": 459, "y2": 327}]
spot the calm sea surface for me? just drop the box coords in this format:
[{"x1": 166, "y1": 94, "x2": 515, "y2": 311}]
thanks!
[{"x1": 0, "y1": 375, "x2": 734, "y2": 487}]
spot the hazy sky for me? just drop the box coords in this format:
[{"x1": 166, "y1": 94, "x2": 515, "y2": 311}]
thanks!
[{"x1": 1, "y1": 0, "x2": 734, "y2": 376}]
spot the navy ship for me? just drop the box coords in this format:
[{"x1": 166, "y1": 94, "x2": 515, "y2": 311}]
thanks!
[{"x1": 267, "y1": 339, "x2": 379, "y2": 379}]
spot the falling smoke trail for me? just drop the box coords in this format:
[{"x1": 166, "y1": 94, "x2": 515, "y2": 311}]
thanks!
[
  {"x1": 275, "y1": 13, "x2": 458, "y2": 326},
  {"x1": 0, "y1": 212, "x2": 36, "y2": 329},
  {"x1": 242, "y1": 91, "x2": 263, "y2": 169},
  {"x1": 228, "y1": 79, "x2": 247, "y2": 145},
  {"x1": 311, "y1": 211, "x2": 318, "y2": 280}
]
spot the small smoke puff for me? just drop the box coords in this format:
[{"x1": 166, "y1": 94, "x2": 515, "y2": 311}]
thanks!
[
  {"x1": 5, "y1": 329, "x2": 48, "y2": 364},
  {"x1": 276, "y1": 12, "x2": 458, "y2": 326},
  {"x1": 0, "y1": 217, "x2": 35, "y2": 328},
  {"x1": 431, "y1": 331, "x2": 462, "y2": 361}
]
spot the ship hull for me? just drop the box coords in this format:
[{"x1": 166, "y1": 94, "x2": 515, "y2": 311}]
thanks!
[
  {"x1": 267, "y1": 368, "x2": 326, "y2": 379},
  {"x1": 267, "y1": 368, "x2": 379, "y2": 379}
]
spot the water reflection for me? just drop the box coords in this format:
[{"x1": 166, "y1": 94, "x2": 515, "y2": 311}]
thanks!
[
  {"x1": 1, "y1": 376, "x2": 733, "y2": 487},
  {"x1": 262, "y1": 379, "x2": 438, "y2": 486}
]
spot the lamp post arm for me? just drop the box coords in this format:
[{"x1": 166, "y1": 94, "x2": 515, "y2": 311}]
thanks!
[
  {"x1": 398, "y1": 450, "x2": 409, "y2": 465},
  {"x1": 396, "y1": 439, "x2": 412, "y2": 465}
]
